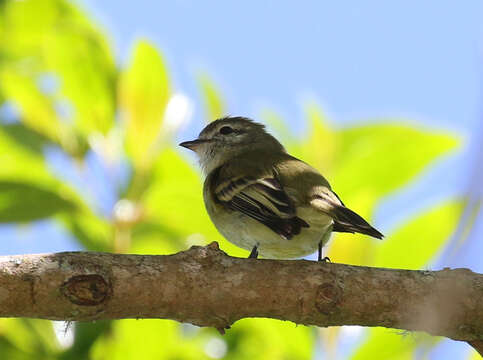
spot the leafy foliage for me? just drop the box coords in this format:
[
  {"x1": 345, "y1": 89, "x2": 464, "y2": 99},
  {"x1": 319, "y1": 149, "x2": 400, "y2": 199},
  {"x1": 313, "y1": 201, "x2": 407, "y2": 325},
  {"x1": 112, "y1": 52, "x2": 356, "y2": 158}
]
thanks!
[
  {"x1": 0, "y1": 181, "x2": 76, "y2": 222},
  {"x1": 119, "y1": 40, "x2": 171, "y2": 170},
  {"x1": 0, "y1": 0, "x2": 467, "y2": 359}
]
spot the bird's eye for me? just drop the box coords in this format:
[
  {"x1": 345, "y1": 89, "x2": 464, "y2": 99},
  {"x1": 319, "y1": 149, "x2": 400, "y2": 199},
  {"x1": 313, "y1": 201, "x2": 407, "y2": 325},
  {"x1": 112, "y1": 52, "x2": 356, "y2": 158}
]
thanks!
[{"x1": 219, "y1": 126, "x2": 234, "y2": 135}]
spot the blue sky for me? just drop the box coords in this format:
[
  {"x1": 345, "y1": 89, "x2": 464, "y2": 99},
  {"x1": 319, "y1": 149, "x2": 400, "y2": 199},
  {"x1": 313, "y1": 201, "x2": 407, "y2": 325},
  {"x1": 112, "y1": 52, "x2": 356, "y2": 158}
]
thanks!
[{"x1": 82, "y1": 1, "x2": 483, "y2": 133}]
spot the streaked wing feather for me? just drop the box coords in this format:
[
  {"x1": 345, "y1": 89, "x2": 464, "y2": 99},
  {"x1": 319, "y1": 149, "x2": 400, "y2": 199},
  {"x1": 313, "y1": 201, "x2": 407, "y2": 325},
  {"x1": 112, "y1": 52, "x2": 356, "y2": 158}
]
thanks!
[
  {"x1": 213, "y1": 170, "x2": 308, "y2": 239},
  {"x1": 215, "y1": 174, "x2": 294, "y2": 219},
  {"x1": 228, "y1": 193, "x2": 309, "y2": 240},
  {"x1": 215, "y1": 176, "x2": 255, "y2": 201},
  {"x1": 311, "y1": 191, "x2": 383, "y2": 239}
]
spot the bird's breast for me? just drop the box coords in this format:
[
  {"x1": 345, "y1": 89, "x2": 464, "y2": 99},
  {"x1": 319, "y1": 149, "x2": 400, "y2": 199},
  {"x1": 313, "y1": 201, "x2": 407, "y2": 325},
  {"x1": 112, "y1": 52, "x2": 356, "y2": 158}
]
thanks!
[{"x1": 205, "y1": 198, "x2": 333, "y2": 259}]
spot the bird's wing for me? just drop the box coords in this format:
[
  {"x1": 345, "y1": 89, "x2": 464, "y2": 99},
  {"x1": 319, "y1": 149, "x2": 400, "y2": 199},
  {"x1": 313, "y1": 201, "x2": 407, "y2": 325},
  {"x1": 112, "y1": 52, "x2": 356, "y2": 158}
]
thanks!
[
  {"x1": 212, "y1": 162, "x2": 309, "y2": 240},
  {"x1": 310, "y1": 189, "x2": 384, "y2": 239}
]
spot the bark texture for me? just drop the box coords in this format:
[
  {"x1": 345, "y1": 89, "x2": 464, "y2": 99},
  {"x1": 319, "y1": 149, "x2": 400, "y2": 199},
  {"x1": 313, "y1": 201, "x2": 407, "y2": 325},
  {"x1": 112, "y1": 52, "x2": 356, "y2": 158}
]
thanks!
[{"x1": 0, "y1": 242, "x2": 482, "y2": 346}]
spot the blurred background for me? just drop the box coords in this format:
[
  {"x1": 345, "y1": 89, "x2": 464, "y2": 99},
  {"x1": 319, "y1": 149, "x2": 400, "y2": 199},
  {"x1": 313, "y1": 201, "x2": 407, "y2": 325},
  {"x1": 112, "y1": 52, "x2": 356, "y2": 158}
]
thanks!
[{"x1": 0, "y1": 0, "x2": 482, "y2": 359}]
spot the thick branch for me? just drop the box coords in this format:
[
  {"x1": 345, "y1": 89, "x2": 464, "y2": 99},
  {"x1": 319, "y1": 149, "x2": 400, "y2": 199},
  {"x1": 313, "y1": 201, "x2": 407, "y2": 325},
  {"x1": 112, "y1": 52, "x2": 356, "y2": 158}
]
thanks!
[{"x1": 0, "y1": 242, "x2": 482, "y2": 344}]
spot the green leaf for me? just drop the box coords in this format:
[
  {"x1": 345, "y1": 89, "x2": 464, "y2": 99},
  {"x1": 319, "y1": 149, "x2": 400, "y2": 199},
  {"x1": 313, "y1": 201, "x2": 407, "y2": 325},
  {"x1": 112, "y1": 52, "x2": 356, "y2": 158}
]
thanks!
[
  {"x1": 0, "y1": 338, "x2": 33, "y2": 360},
  {"x1": 197, "y1": 73, "x2": 225, "y2": 121},
  {"x1": 0, "y1": 124, "x2": 59, "y2": 184},
  {"x1": 142, "y1": 150, "x2": 206, "y2": 234},
  {"x1": 333, "y1": 123, "x2": 460, "y2": 202},
  {"x1": 224, "y1": 319, "x2": 314, "y2": 360},
  {"x1": 1, "y1": 0, "x2": 62, "y2": 58},
  {"x1": 0, "y1": 181, "x2": 76, "y2": 222},
  {"x1": 138, "y1": 149, "x2": 232, "y2": 254},
  {"x1": 2, "y1": 0, "x2": 116, "y2": 137},
  {"x1": 351, "y1": 328, "x2": 434, "y2": 360},
  {"x1": 90, "y1": 320, "x2": 209, "y2": 360},
  {"x1": 137, "y1": 148, "x2": 248, "y2": 257},
  {"x1": 0, "y1": 319, "x2": 59, "y2": 358},
  {"x1": 43, "y1": 18, "x2": 116, "y2": 136},
  {"x1": 468, "y1": 348, "x2": 483, "y2": 360},
  {"x1": 0, "y1": 70, "x2": 62, "y2": 142},
  {"x1": 293, "y1": 103, "x2": 336, "y2": 175},
  {"x1": 59, "y1": 321, "x2": 111, "y2": 360},
  {"x1": 0, "y1": 125, "x2": 100, "y2": 246},
  {"x1": 327, "y1": 122, "x2": 460, "y2": 265},
  {"x1": 119, "y1": 40, "x2": 171, "y2": 170},
  {"x1": 0, "y1": 123, "x2": 51, "y2": 155},
  {"x1": 91, "y1": 319, "x2": 314, "y2": 360},
  {"x1": 373, "y1": 200, "x2": 463, "y2": 269},
  {"x1": 129, "y1": 221, "x2": 184, "y2": 255}
]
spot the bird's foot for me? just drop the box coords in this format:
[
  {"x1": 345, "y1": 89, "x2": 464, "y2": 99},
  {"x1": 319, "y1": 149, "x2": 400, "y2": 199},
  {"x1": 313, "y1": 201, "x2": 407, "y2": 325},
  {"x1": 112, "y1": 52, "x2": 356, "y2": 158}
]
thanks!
[{"x1": 248, "y1": 245, "x2": 259, "y2": 259}]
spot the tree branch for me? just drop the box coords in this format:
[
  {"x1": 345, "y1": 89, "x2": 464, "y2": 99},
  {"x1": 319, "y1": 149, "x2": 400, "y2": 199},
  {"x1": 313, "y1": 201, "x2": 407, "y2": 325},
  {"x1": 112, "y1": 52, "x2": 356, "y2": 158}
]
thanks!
[{"x1": 1, "y1": 242, "x2": 482, "y2": 348}]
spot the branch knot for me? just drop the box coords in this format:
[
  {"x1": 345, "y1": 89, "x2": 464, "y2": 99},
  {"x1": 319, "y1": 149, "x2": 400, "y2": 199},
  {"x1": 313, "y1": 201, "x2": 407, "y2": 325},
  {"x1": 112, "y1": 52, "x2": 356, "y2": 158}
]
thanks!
[
  {"x1": 61, "y1": 274, "x2": 111, "y2": 306},
  {"x1": 315, "y1": 282, "x2": 343, "y2": 315}
]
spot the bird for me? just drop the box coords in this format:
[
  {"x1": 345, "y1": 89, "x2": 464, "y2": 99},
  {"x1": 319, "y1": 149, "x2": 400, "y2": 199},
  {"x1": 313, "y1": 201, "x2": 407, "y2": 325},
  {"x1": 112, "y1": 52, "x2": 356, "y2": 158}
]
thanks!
[{"x1": 179, "y1": 116, "x2": 383, "y2": 260}]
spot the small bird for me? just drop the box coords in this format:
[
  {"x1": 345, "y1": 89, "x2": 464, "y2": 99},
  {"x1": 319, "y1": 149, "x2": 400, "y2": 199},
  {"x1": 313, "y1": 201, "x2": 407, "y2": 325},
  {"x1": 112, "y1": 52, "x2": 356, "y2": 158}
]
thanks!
[{"x1": 180, "y1": 116, "x2": 383, "y2": 260}]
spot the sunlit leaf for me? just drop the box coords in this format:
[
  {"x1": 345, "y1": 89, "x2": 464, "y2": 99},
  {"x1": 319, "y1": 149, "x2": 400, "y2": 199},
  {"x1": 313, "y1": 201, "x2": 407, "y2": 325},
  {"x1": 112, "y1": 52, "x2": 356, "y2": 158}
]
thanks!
[
  {"x1": 60, "y1": 321, "x2": 111, "y2": 360},
  {"x1": 90, "y1": 320, "x2": 209, "y2": 360},
  {"x1": 373, "y1": 200, "x2": 463, "y2": 269},
  {"x1": 197, "y1": 73, "x2": 225, "y2": 121},
  {"x1": 91, "y1": 319, "x2": 313, "y2": 360},
  {"x1": 0, "y1": 124, "x2": 103, "y2": 248},
  {"x1": 138, "y1": 149, "x2": 232, "y2": 254},
  {"x1": 468, "y1": 348, "x2": 483, "y2": 360},
  {"x1": 225, "y1": 319, "x2": 314, "y2": 360},
  {"x1": 351, "y1": 328, "x2": 436, "y2": 360},
  {"x1": 119, "y1": 40, "x2": 171, "y2": 170},
  {"x1": 2, "y1": 0, "x2": 116, "y2": 137},
  {"x1": 0, "y1": 123, "x2": 51, "y2": 154},
  {"x1": 0, "y1": 124, "x2": 61, "y2": 186},
  {"x1": 141, "y1": 150, "x2": 205, "y2": 236},
  {"x1": 0, "y1": 181, "x2": 76, "y2": 223},
  {"x1": 0, "y1": 122, "x2": 86, "y2": 194},
  {"x1": 129, "y1": 221, "x2": 184, "y2": 255},
  {"x1": 333, "y1": 123, "x2": 460, "y2": 201},
  {"x1": 327, "y1": 122, "x2": 460, "y2": 265},
  {"x1": 0, "y1": 340, "x2": 32, "y2": 360},
  {"x1": 0, "y1": 71, "x2": 61, "y2": 142},
  {"x1": 294, "y1": 103, "x2": 336, "y2": 175},
  {"x1": 0, "y1": 1, "x2": 108, "y2": 158},
  {"x1": 44, "y1": 22, "x2": 116, "y2": 136},
  {"x1": 1, "y1": 0, "x2": 61, "y2": 57},
  {"x1": 0, "y1": 319, "x2": 59, "y2": 358}
]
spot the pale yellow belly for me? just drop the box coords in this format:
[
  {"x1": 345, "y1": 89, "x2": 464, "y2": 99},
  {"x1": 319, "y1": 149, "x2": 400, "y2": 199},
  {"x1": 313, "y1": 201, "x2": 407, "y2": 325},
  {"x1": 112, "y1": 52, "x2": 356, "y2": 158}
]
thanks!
[{"x1": 207, "y1": 205, "x2": 333, "y2": 259}]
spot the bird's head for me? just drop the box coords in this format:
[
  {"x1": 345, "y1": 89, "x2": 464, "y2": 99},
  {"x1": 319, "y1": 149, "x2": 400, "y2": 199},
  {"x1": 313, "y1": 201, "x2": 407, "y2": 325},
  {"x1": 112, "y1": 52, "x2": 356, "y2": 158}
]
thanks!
[{"x1": 179, "y1": 116, "x2": 284, "y2": 174}]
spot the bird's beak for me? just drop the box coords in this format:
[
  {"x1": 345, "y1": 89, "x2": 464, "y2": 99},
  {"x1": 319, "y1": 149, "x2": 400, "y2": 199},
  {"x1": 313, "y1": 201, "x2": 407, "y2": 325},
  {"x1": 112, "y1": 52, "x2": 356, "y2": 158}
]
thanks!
[{"x1": 178, "y1": 138, "x2": 210, "y2": 151}]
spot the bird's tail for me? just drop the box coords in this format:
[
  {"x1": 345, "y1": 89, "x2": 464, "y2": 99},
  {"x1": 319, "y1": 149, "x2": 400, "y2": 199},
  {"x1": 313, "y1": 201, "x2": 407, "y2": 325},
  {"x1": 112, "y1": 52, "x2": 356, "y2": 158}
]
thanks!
[{"x1": 331, "y1": 205, "x2": 384, "y2": 239}]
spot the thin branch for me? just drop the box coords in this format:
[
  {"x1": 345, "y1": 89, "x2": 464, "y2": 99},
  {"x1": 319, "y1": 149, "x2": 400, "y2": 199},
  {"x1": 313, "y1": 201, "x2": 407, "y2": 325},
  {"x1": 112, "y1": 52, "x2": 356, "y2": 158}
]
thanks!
[{"x1": 0, "y1": 242, "x2": 482, "y2": 347}]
